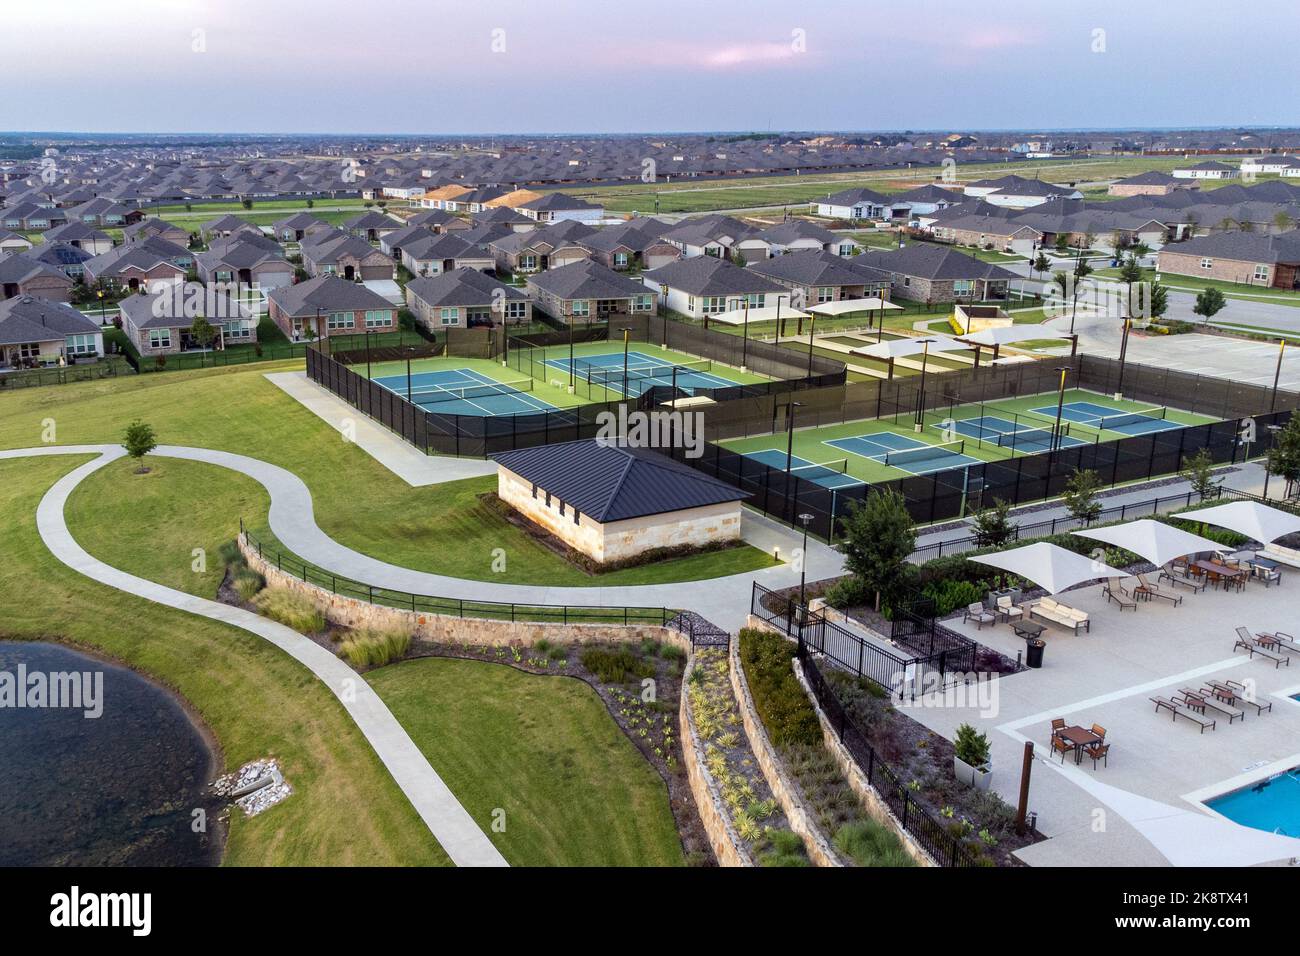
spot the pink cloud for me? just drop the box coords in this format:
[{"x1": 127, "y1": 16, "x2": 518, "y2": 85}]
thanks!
[
  {"x1": 959, "y1": 27, "x2": 1044, "y2": 51},
  {"x1": 703, "y1": 42, "x2": 801, "y2": 68}
]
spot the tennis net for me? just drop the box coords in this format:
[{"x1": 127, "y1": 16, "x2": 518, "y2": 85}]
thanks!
[
  {"x1": 1094, "y1": 405, "x2": 1168, "y2": 430},
  {"x1": 788, "y1": 458, "x2": 850, "y2": 480},
  {"x1": 881, "y1": 439, "x2": 967, "y2": 467},
  {"x1": 408, "y1": 377, "x2": 535, "y2": 403},
  {"x1": 992, "y1": 423, "x2": 1069, "y2": 450}
]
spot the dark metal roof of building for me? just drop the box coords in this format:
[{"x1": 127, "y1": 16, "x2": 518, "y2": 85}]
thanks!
[{"x1": 492, "y1": 439, "x2": 748, "y2": 522}]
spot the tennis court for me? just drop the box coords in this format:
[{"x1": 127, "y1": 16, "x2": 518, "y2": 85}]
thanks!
[
  {"x1": 543, "y1": 349, "x2": 742, "y2": 398},
  {"x1": 371, "y1": 367, "x2": 559, "y2": 416},
  {"x1": 949, "y1": 415, "x2": 1090, "y2": 454},
  {"x1": 1030, "y1": 400, "x2": 1179, "y2": 436},
  {"x1": 742, "y1": 449, "x2": 865, "y2": 489},
  {"x1": 824, "y1": 431, "x2": 982, "y2": 475}
]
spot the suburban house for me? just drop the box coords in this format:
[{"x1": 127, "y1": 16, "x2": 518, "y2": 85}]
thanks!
[
  {"x1": 658, "y1": 215, "x2": 768, "y2": 261},
  {"x1": 82, "y1": 236, "x2": 192, "y2": 291},
  {"x1": 471, "y1": 206, "x2": 535, "y2": 232},
  {"x1": 491, "y1": 439, "x2": 747, "y2": 564},
  {"x1": 962, "y1": 175, "x2": 1082, "y2": 208},
  {"x1": 300, "y1": 230, "x2": 396, "y2": 280},
  {"x1": 0, "y1": 295, "x2": 103, "y2": 368},
  {"x1": 1108, "y1": 171, "x2": 1197, "y2": 197},
  {"x1": 1011, "y1": 205, "x2": 1169, "y2": 252},
  {"x1": 755, "y1": 220, "x2": 860, "y2": 257},
  {"x1": 405, "y1": 267, "x2": 531, "y2": 330},
  {"x1": 1156, "y1": 230, "x2": 1300, "y2": 288},
  {"x1": 514, "y1": 193, "x2": 605, "y2": 223},
  {"x1": 747, "y1": 249, "x2": 891, "y2": 308},
  {"x1": 119, "y1": 288, "x2": 258, "y2": 358},
  {"x1": 888, "y1": 184, "x2": 963, "y2": 218},
  {"x1": 343, "y1": 211, "x2": 402, "y2": 242},
  {"x1": 400, "y1": 232, "x2": 495, "y2": 277},
  {"x1": 577, "y1": 218, "x2": 681, "y2": 272},
  {"x1": 406, "y1": 208, "x2": 469, "y2": 233},
  {"x1": 489, "y1": 220, "x2": 595, "y2": 276},
  {"x1": 0, "y1": 254, "x2": 75, "y2": 301},
  {"x1": 62, "y1": 197, "x2": 138, "y2": 227},
  {"x1": 123, "y1": 217, "x2": 190, "y2": 247},
  {"x1": 0, "y1": 202, "x2": 68, "y2": 231},
  {"x1": 200, "y1": 214, "x2": 260, "y2": 243},
  {"x1": 30, "y1": 241, "x2": 94, "y2": 279},
  {"x1": 811, "y1": 187, "x2": 893, "y2": 221},
  {"x1": 525, "y1": 260, "x2": 655, "y2": 323},
  {"x1": 927, "y1": 214, "x2": 1042, "y2": 255},
  {"x1": 266, "y1": 274, "x2": 397, "y2": 342},
  {"x1": 418, "y1": 184, "x2": 472, "y2": 210},
  {"x1": 641, "y1": 256, "x2": 785, "y2": 319},
  {"x1": 444, "y1": 185, "x2": 512, "y2": 214},
  {"x1": 1240, "y1": 156, "x2": 1300, "y2": 176},
  {"x1": 42, "y1": 221, "x2": 114, "y2": 255},
  {"x1": 379, "y1": 223, "x2": 437, "y2": 260},
  {"x1": 0, "y1": 229, "x2": 35, "y2": 256},
  {"x1": 272, "y1": 212, "x2": 327, "y2": 242},
  {"x1": 856, "y1": 244, "x2": 1020, "y2": 303},
  {"x1": 1172, "y1": 161, "x2": 1239, "y2": 180},
  {"x1": 195, "y1": 235, "x2": 293, "y2": 290}
]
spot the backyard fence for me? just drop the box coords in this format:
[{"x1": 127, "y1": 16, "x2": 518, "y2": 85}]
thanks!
[{"x1": 0, "y1": 356, "x2": 129, "y2": 389}]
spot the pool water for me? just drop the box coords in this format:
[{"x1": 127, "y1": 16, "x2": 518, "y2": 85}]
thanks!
[{"x1": 1206, "y1": 766, "x2": 1300, "y2": 837}]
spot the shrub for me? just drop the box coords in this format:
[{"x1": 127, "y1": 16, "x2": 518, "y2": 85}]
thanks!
[
  {"x1": 756, "y1": 828, "x2": 810, "y2": 867},
  {"x1": 823, "y1": 574, "x2": 871, "y2": 609},
  {"x1": 218, "y1": 539, "x2": 244, "y2": 568},
  {"x1": 833, "y1": 820, "x2": 915, "y2": 867},
  {"x1": 954, "y1": 723, "x2": 991, "y2": 768},
  {"x1": 920, "y1": 578, "x2": 985, "y2": 617},
  {"x1": 338, "y1": 628, "x2": 412, "y2": 667},
  {"x1": 233, "y1": 570, "x2": 265, "y2": 601},
  {"x1": 738, "y1": 629, "x2": 820, "y2": 748},
  {"x1": 252, "y1": 587, "x2": 325, "y2": 633},
  {"x1": 580, "y1": 646, "x2": 654, "y2": 684}
]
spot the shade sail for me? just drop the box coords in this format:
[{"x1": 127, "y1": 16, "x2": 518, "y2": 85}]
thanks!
[
  {"x1": 955, "y1": 324, "x2": 1071, "y2": 347},
  {"x1": 708, "y1": 304, "x2": 809, "y2": 326},
  {"x1": 968, "y1": 541, "x2": 1127, "y2": 594},
  {"x1": 806, "y1": 297, "x2": 902, "y2": 316},
  {"x1": 1172, "y1": 500, "x2": 1300, "y2": 545},
  {"x1": 1073, "y1": 519, "x2": 1228, "y2": 567},
  {"x1": 850, "y1": 335, "x2": 968, "y2": 360}
]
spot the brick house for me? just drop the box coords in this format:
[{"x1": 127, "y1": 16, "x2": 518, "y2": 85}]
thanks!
[
  {"x1": 856, "y1": 244, "x2": 1020, "y2": 304},
  {"x1": 0, "y1": 295, "x2": 103, "y2": 368},
  {"x1": 405, "y1": 268, "x2": 531, "y2": 330},
  {"x1": 0, "y1": 254, "x2": 76, "y2": 302},
  {"x1": 747, "y1": 250, "x2": 890, "y2": 309},
  {"x1": 118, "y1": 288, "x2": 257, "y2": 358},
  {"x1": 489, "y1": 220, "x2": 595, "y2": 276},
  {"x1": 300, "y1": 231, "x2": 395, "y2": 281},
  {"x1": 266, "y1": 274, "x2": 397, "y2": 342},
  {"x1": 1107, "y1": 171, "x2": 1198, "y2": 197},
  {"x1": 526, "y1": 260, "x2": 655, "y2": 323},
  {"x1": 1156, "y1": 230, "x2": 1300, "y2": 288}
]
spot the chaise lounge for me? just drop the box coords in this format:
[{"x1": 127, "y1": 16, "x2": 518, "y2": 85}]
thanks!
[
  {"x1": 1150, "y1": 695, "x2": 1217, "y2": 733},
  {"x1": 1233, "y1": 627, "x2": 1292, "y2": 668}
]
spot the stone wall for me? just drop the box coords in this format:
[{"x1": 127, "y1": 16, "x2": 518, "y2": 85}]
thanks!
[
  {"x1": 239, "y1": 533, "x2": 689, "y2": 651},
  {"x1": 727, "y1": 634, "x2": 842, "y2": 867},
  {"x1": 678, "y1": 655, "x2": 752, "y2": 867}
]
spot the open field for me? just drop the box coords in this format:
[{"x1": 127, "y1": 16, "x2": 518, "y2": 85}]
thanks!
[
  {"x1": 1, "y1": 456, "x2": 450, "y2": 867},
  {"x1": 720, "y1": 387, "x2": 1219, "y2": 484},
  {"x1": 0, "y1": 363, "x2": 774, "y2": 585},
  {"x1": 368, "y1": 657, "x2": 684, "y2": 867}
]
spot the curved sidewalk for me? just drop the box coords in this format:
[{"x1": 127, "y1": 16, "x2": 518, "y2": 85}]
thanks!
[{"x1": 4, "y1": 444, "x2": 507, "y2": 868}]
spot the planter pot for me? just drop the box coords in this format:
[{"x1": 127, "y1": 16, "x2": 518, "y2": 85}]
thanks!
[{"x1": 954, "y1": 756, "x2": 992, "y2": 791}]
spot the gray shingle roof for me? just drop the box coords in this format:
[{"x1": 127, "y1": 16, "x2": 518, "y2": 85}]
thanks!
[
  {"x1": 748, "y1": 249, "x2": 885, "y2": 287},
  {"x1": 526, "y1": 260, "x2": 648, "y2": 299},
  {"x1": 858, "y1": 243, "x2": 1021, "y2": 281},
  {"x1": 491, "y1": 439, "x2": 747, "y2": 522},
  {"x1": 267, "y1": 274, "x2": 396, "y2": 316},
  {"x1": 406, "y1": 268, "x2": 526, "y2": 308},
  {"x1": 642, "y1": 256, "x2": 784, "y2": 296},
  {"x1": 1160, "y1": 229, "x2": 1300, "y2": 264},
  {"x1": 0, "y1": 295, "x2": 99, "y2": 345}
]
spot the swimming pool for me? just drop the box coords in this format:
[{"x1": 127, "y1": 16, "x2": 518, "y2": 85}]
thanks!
[{"x1": 1205, "y1": 765, "x2": 1300, "y2": 837}]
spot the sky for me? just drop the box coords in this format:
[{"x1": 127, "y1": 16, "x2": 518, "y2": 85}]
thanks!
[{"x1": 2, "y1": 0, "x2": 1297, "y2": 135}]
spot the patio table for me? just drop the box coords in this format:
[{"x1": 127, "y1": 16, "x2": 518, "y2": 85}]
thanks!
[
  {"x1": 1057, "y1": 725, "x2": 1101, "y2": 764},
  {"x1": 1011, "y1": 620, "x2": 1045, "y2": 641},
  {"x1": 1190, "y1": 560, "x2": 1247, "y2": 591}
]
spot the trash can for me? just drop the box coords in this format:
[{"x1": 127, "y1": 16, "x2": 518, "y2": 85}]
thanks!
[{"x1": 1025, "y1": 639, "x2": 1046, "y2": 669}]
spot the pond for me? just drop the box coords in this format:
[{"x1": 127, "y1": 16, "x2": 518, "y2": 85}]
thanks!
[{"x1": 0, "y1": 641, "x2": 223, "y2": 866}]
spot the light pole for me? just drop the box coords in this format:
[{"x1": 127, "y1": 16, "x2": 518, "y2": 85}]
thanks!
[
  {"x1": 1051, "y1": 366, "x2": 1071, "y2": 452},
  {"x1": 797, "y1": 512, "x2": 814, "y2": 633},
  {"x1": 1271, "y1": 338, "x2": 1287, "y2": 412},
  {"x1": 619, "y1": 326, "x2": 631, "y2": 398},
  {"x1": 785, "y1": 400, "x2": 803, "y2": 476},
  {"x1": 567, "y1": 318, "x2": 575, "y2": 393},
  {"x1": 741, "y1": 298, "x2": 750, "y2": 370},
  {"x1": 914, "y1": 338, "x2": 935, "y2": 431},
  {"x1": 805, "y1": 313, "x2": 817, "y2": 380},
  {"x1": 96, "y1": 287, "x2": 106, "y2": 326},
  {"x1": 365, "y1": 327, "x2": 372, "y2": 380},
  {"x1": 1116, "y1": 318, "x2": 1131, "y2": 397}
]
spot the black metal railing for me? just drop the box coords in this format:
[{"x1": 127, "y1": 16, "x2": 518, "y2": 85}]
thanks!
[{"x1": 239, "y1": 520, "x2": 674, "y2": 627}]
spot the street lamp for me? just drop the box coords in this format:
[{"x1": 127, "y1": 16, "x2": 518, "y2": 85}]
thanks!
[
  {"x1": 784, "y1": 400, "x2": 803, "y2": 476},
  {"x1": 96, "y1": 287, "x2": 106, "y2": 326},
  {"x1": 1051, "y1": 366, "x2": 1071, "y2": 452},
  {"x1": 1115, "y1": 318, "x2": 1132, "y2": 398},
  {"x1": 914, "y1": 338, "x2": 935, "y2": 431},
  {"x1": 740, "y1": 297, "x2": 750, "y2": 370},
  {"x1": 1271, "y1": 338, "x2": 1287, "y2": 412},
  {"x1": 619, "y1": 326, "x2": 631, "y2": 399},
  {"x1": 805, "y1": 313, "x2": 817, "y2": 380},
  {"x1": 797, "y1": 512, "x2": 814, "y2": 633}
]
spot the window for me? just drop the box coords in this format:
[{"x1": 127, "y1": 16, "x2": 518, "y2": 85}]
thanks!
[
  {"x1": 439, "y1": 307, "x2": 458, "y2": 326},
  {"x1": 327, "y1": 312, "x2": 352, "y2": 331},
  {"x1": 1254, "y1": 264, "x2": 1269, "y2": 282},
  {"x1": 215, "y1": 270, "x2": 233, "y2": 283},
  {"x1": 365, "y1": 310, "x2": 391, "y2": 328},
  {"x1": 701, "y1": 296, "x2": 728, "y2": 314},
  {"x1": 223, "y1": 321, "x2": 252, "y2": 340},
  {"x1": 838, "y1": 244, "x2": 854, "y2": 256},
  {"x1": 902, "y1": 276, "x2": 912, "y2": 287},
  {"x1": 613, "y1": 252, "x2": 628, "y2": 268},
  {"x1": 816, "y1": 286, "x2": 834, "y2": 303},
  {"x1": 558, "y1": 500, "x2": 565, "y2": 517},
  {"x1": 505, "y1": 301, "x2": 527, "y2": 319},
  {"x1": 1200, "y1": 258, "x2": 1213, "y2": 270},
  {"x1": 148, "y1": 328, "x2": 171, "y2": 350},
  {"x1": 65, "y1": 334, "x2": 97, "y2": 356},
  {"x1": 571, "y1": 299, "x2": 590, "y2": 317},
  {"x1": 573, "y1": 508, "x2": 580, "y2": 525},
  {"x1": 745, "y1": 293, "x2": 765, "y2": 308},
  {"x1": 18, "y1": 342, "x2": 40, "y2": 358},
  {"x1": 953, "y1": 280, "x2": 974, "y2": 297},
  {"x1": 321, "y1": 264, "x2": 337, "y2": 275},
  {"x1": 520, "y1": 255, "x2": 537, "y2": 271},
  {"x1": 632, "y1": 295, "x2": 653, "y2": 312}
]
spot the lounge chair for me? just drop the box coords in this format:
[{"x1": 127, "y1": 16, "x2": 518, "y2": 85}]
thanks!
[
  {"x1": 1221, "y1": 679, "x2": 1274, "y2": 716},
  {"x1": 1160, "y1": 566, "x2": 1206, "y2": 593},
  {"x1": 1150, "y1": 695, "x2": 1217, "y2": 733},
  {"x1": 1181, "y1": 688, "x2": 1244, "y2": 724},
  {"x1": 1259, "y1": 631, "x2": 1299, "y2": 654},
  {"x1": 1233, "y1": 627, "x2": 1293, "y2": 668},
  {"x1": 995, "y1": 595, "x2": 1023, "y2": 622},
  {"x1": 1083, "y1": 741, "x2": 1109, "y2": 769},
  {"x1": 1103, "y1": 584, "x2": 1137, "y2": 610},
  {"x1": 1136, "y1": 573, "x2": 1183, "y2": 606},
  {"x1": 963, "y1": 602, "x2": 995, "y2": 630},
  {"x1": 1262, "y1": 542, "x2": 1300, "y2": 569}
]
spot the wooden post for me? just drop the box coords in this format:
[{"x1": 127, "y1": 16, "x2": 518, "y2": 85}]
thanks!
[{"x1": 1015, "y1": 740, "x2": 1034, "y2": 836}]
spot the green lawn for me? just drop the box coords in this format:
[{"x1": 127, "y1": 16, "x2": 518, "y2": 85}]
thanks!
[
  {"x1": 2, "y1": 456, "x2": 449, "y2": 867},
  {"x1": 368, "y1": 657, "x2": 684, "y2": 866},
  {"x1": 1095, "y1": 266, "x2": 1300, "y2": 307},
  {"x1": 0, "y1": 362, "x2": 773, "y2": 586}
]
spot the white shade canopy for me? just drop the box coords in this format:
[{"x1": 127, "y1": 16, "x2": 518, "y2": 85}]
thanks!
[
  {"x1": 709, "y1": 304, "x2": 809, "y2": 325},
  {"x1": 955, "y1": 324, "x2": 1071, "y2": 347},
  {"x1": 806, "y1": 297, "x2": 903, "y2": 316},
  {"x1": 1073, "y1": 519, "x2": 1228, "y2": 567},
  {"x1": 850, "y1": 335, "x2": 968, "y2": 361},
  {"x1": 968, "y1": 541, "x2": 1127, "y2": 594},
  {"x1": 1172, "y1": 500, "x2": 1300, "y2": 545}
]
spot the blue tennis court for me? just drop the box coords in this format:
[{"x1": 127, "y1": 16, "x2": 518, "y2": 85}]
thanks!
[
  {"x1": 950, "y1": 415, "x2": 1089, "y2": 454},
  {"x1": 743, "y1": 449, "x2": 865, "y2": 489},
  {"x1": 371, "y1": 367, "x2": 558, "y2": 416},
  {"x1": 1030, "y1": 400, "x2": 1179, "y2": 436},
  {"x1": 824, "y1": 431, "x2": 982, "y2": 475},
  {"x1": 544, "y1": 350, "x2": 740, "y2": 398}
]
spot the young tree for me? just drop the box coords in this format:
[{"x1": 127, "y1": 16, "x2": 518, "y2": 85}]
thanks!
[
  {"x1": 1266, "y1": 414, "x2": 1300, "y2": 496},
  {"x1": 839, "y1": 489, "x2": 917, "y2": 612},
  {"x1": 1131, "y1": 241, "x2": 1151, "y2": 262},
  {"x1": 1180, "y1": 447, "x2": 1222, "y2": 501},
  {"x1": 1147, "y1": 281, "x2": 1169, "y2": 320},
  {"x1": 1274, "y1": 211, "x2": 1294, "y2": 233},
  {"x1": 306, "y1": 198, "x2": 315, "y2": 209},
  {"x1": 240, "y1": 197, "x2": 253, "y2": 210},
  {"x1": 971, "y1": 498, "x2": 1015, "y2": 547},
  {"x1": 1193, "y1": 287, "x2": 1227, "y2": 321},
  {"x1": 1062, "y1": 468, "x2": 1104, "y2": 524},
  {"x1": 123, "y1": 420, "x2": 158, "y2": 474},
  {"x1": 1054, "y1": 233, "x2": 1070, "y2": 254},
  {"x1": 189, "y1": 316, "x2": 217, "y2": 367},
  {"x1": 1032, "y1": 252, "x2": 1049, "y2": 279}
]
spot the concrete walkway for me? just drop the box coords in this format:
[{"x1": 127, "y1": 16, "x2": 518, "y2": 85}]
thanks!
[{"x1": 2, "y1": 444, "x2": 507, "y2": 868}]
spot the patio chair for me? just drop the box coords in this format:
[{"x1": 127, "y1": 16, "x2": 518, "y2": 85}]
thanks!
[
  {"x1": 1083, "y1": 741, "x2": 1109, "y2": 769},
  {"x1": 1233, "y1": 628, "x2": 1292, "y2": 668},
  {"x1": 995, "y1": 594, "x2": 1023, "y2": 622},
  {"x1": 1049, "y1": 717, "x2": 1066, "y2": 744},
  {"x1": 1050, "y1": 734, "x2": 1075, "y2": 764},
  {"x1": 1136, "y1": 573, "x2": 1183, "y2": 606},
  {"x1": 1161, "y1": 566, "x2": 1206, "y2": 593},
  {"x1": 1183, "y1": 688, "x2": 1244, "y2": 723},
  {"x1": 1251, "y1": 561, "x2": 1282, "y2": 587},
  {"x1": 1090, "y1": 723, "x2": 1106, "y2": 740},
  {"x1": 1103, "y1": 584, "x2": 1137, "y2": 610},
  {"x1": 1150, "y1": 695, "x2": 1217, "y2": 733},
  {"x1": 963, "y1": 602, "x2": 995, "y2": 630},
  {"x1": 1224, "y1": 679, "x2": 1274, "y2": 716}
]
